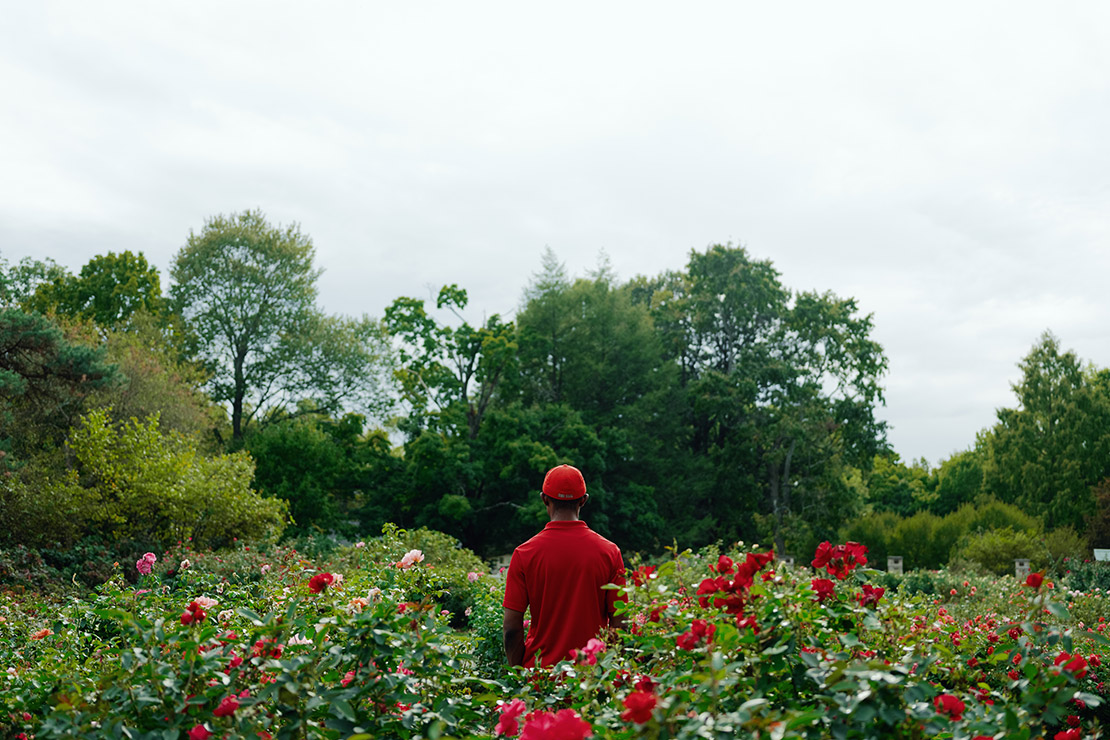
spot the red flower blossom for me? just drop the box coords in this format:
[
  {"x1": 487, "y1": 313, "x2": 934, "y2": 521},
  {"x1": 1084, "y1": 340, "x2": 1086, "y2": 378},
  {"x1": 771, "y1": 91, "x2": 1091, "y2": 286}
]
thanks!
[
  {"x1": 933, "y1": 693, "x2": 965, "y2": 721},
  {"x1": 496, "y1": 698, "x2": 527, "y2": 737},
  {"x1": 630, "y1": 565, "x2": 656, "y2": 586},
  {"x1": 1055, "y1": 729, "x2": 1081, "y2": 740},
  {"x1": 621, "y1": 690, "x2": 657, "y2": 724},
  {"x1": 180, "y1": 601, "x2": 207, "y2": 625},
  {"x1": 520, "y1": 708, "x2": 592, "y2": 740},
  {"x1": 715, "y1": 555, "x2": 734, "y2": 575},
  {"x1": 1089, "y1": 654, "x2": 1102, "y2": 667},
  {"x1": 676, "y1": 619, "x2": 716, "y2": 650},
  {"x1": 188, "y1": 725, "x2": 213, "y2": 740},
  {"x1": 1026, "y1": 571, "x2": 1044, "y2": 588},
  {"x1": 856, "y1": 584, "x2": 885, "y2": 608},
  {"x1": 308, "y1": 572, "x2": 335, "y2": 594},
  {"x1": 634, "y1": 675, "x2": 657, "y2": 693},
  {"x1": 811, "y1": 541, "x2": 868, "y2": 580},
  {"x1": 1055, "y1": 652, "x2": 1090, "y2": 679},
  {"x1": 811, "y1": 578, "x2": 835, "y2": 602},
  {"x1": 213, "y1": 695, "x2": 239, "y2": 717}
]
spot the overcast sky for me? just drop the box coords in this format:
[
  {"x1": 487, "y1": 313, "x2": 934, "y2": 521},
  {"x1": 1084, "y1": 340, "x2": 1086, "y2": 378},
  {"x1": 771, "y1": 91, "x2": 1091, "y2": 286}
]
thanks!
[{"x1": 3, "y1": 1, "x2": 1109, "y2": 465}]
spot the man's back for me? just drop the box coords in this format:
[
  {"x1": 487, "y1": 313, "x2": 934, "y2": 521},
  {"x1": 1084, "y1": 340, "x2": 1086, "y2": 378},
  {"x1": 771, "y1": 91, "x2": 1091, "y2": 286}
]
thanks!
[{"x1": 503, "y1": 520, "x2": 624, "y2": 667}]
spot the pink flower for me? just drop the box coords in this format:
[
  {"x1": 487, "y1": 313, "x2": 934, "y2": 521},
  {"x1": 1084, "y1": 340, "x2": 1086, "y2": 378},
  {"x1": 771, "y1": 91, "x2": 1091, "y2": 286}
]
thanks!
[
  {"x1": 467, "y1": 571, "x2": 482, "y2": 582},
  {"x1": 188, "y1": 725, "x2": 213, "y2": 740},
  {"x1": 396, "y1": 549, "x2": 425, "y2": 569},
  {"x1": 31, "y1": 628, "x2": 53, "y2": 640},
  {"x1": 136, "y1": 554, "x2": 155, "y2": 575},
  {"x1": 213, "y1": 695, "x2": 239, "y2": 717},
  {"x1": 341, "y1": 670, "x2": 355, "y2": 687},
  {"x1": 496, "y1": 698, "x2": 527, "y2": 736},
  {"x1": 520, "y1": 708, "x2": 592, "y2": 740},
  {"x1": 578, "y1": 638, "x2": 605, "y2": 665}
]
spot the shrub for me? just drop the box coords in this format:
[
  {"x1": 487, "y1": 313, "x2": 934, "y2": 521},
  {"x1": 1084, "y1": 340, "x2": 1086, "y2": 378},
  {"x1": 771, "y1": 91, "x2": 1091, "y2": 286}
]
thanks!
[
  {"x1": 64, "y1": 408, "x2": 288, "y2": 549},
  {"x1": 954, "y1": 527, "x2": 1050, "y2": 575}
]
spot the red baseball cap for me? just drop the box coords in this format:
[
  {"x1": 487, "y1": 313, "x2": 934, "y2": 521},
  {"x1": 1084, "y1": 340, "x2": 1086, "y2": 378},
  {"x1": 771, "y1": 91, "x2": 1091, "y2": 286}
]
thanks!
[{"x1": 542, "y1": 464, "x2": 587, "y2": 500}]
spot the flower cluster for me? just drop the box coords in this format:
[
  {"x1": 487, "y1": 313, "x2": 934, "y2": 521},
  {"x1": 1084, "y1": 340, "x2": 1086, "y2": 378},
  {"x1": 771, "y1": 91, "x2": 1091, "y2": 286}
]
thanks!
[
  {"x1": 495, "y1": 700, "x2": 591, "y2": 739},
  {"x1": 811, "y1": 541, "x2": 867, "y2": 580},
  {"x1": 180, "y1": 600, "x2": 208, "y2": 625},
  {"x1": 676, "y1": 618, "x2": 716, "y2": 650},
  {"x1": 695, "y1": 550, "x2": 775, "y2": 618}
]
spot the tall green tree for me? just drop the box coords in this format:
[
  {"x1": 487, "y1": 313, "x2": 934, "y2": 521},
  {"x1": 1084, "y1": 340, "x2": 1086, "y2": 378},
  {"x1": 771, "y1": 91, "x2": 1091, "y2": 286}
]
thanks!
[
  {"x1": 985, "y1": 332, "x2": 1110, "y2": 532},
  {"x1": 170, "y1": 210, "x2": 391, "y2": 441},
  {"x1": 635, "y1": 245, "x2": 888, "y2": 555}
]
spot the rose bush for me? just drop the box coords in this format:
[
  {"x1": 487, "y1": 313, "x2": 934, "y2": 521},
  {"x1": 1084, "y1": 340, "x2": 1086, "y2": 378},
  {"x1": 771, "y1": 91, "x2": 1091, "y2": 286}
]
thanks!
[{"x1": 2, "y1": 533, "x2": 1109, "y2": 739}]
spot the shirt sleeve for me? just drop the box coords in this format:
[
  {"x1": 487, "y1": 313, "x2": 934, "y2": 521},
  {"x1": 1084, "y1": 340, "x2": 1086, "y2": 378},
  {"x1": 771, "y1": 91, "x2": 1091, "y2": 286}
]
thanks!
[{"x1": 502, "y1": 549, "x2": 529, "y2": 612}]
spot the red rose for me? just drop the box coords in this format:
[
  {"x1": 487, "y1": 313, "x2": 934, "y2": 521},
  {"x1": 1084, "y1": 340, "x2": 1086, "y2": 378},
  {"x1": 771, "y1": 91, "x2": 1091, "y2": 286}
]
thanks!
[
  {"x1": 856, "y1": 584, "x2": 885, "y2": 608},
  {"x1": 308, "y1": 572, "x2": 335, "y2": 594},
  {"x1": 620, "y1": 690, "x2": 657, "y2": 724},
  {"x1": 811, "y1": 578, "x2": 835, "y2": 602},
  {"x1": 1026, "y1": 571, "x2": 1044, "y2": 588},
  {"x1": 188, "y1": 725, "x2": 213, "y2": 740},
  {"x1": 933, "y1": 693, "x2": 965, "y2": 721},
  {"x1": 213, "y1": 695, "x2": 239, "y2": 717}
]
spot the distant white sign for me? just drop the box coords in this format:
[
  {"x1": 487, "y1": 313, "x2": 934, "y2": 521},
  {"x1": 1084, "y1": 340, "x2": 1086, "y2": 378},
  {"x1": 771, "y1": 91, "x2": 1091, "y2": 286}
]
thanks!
[{"x1": 1094, "y1": 549, "x2": 1110, "y2": 562}]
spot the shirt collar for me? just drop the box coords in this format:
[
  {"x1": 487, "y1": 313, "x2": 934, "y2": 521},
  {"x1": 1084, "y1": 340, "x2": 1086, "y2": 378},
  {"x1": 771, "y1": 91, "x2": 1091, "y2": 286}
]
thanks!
[{"x1": 544, "y1": 520, "x2": 588, "y2": 530}]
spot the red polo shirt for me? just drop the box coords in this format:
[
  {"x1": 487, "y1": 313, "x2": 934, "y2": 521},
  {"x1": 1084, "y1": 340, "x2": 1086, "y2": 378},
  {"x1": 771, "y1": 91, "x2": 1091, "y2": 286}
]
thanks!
[{"x1": 503, "y1": 520, "x2": 625, "y2": 667}]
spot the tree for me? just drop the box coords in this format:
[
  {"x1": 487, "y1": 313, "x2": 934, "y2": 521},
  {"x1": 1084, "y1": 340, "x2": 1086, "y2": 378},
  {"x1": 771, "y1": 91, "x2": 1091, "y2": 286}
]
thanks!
[
  {"x1": 985, "y1": 332, "x2": 1110, "y2": 532},
  {"x1": 25, "y1": 251, "x2": 165, "y2": 328},
  {"x1": 384, "y1": 284, "x2": 516, "y2": 440},
  {"x1": 636, "y1": 245, "x2": 888, "y2": 554},
  {"x1": 170, "y1": 210, "x2": 391, "y2": 441},
  {"x1": 0, "y1": 255, "x2": 68, "y2": 308},
  {"x1": 0, "y1": 308, "x2": 120, "y2": 460}
]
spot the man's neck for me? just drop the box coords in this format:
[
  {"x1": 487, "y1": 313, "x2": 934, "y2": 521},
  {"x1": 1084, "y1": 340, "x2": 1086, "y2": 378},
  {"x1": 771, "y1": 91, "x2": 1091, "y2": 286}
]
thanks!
[{"x1": 549, "y1": 512, "x2": 581, "y2": 522}]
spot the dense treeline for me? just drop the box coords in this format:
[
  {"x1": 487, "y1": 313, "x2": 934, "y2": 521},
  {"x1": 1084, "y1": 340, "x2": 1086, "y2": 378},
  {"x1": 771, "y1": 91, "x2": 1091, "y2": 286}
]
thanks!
[{"x1": 2, "y1": 210, "x2": 1109, "y2": 575}]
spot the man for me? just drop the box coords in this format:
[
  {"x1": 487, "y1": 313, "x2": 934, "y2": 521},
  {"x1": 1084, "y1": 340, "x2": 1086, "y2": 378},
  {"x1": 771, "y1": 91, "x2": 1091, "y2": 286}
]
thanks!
[{"x1": 502, "y1": 464, "x2": 626, "y2": 667}]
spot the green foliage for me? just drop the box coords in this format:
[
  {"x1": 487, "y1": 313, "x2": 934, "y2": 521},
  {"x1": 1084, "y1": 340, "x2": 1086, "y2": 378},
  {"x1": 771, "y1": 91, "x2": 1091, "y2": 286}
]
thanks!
[
  {"x1": 985, "y1": 332, "x2": 1110, "y2": 531},
  {"x1": 954, "y1": 527, "x2": 1050, "y2": 576},
  {"x1": 0, "y1": 308, "x2": 120, "y2": 460},
  {"x1": 24, "y1": 250, "x2": 165, "y2": 328},
  {"x1": 0, "y1": 255, "x2": 68, "y2": 307},
  {"x1": 866, "y1": 454, "x2": 932, "y2": 516},
  {"x1": 2, "y1": 409, "x2": 286, "y2": 550}
]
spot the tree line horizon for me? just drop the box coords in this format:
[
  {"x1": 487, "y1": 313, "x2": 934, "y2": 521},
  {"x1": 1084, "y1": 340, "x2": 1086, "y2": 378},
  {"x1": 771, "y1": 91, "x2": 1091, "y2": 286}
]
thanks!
[{"x1": 2, "y1": 209, "x2": 1108, "y2": 571}]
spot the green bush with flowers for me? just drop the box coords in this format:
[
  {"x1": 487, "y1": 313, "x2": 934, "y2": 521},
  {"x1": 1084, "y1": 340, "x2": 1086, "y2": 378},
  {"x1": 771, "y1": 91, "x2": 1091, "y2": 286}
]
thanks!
[{"x1": 3, "y1": 529, "x2": 1110, "y2": 740}]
